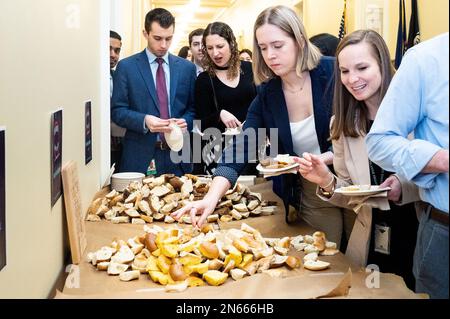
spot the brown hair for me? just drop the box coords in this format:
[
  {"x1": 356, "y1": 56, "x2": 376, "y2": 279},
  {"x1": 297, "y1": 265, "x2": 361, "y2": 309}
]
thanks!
[
  {"x1": 330, "y1": 29, "x2": 395, "y2": 139},
  {"x1": 202, "y1": 22, "x2": 240, "y2": 80},
  {"x1": 189, "y1": 28, "x2": 204, "y2": 46},
  {"x1": 144, "y1": 8, "x2": 175, "y2": 33},
  {"x1": 252, "y1": 5, "x2": 322, "y2": 85}
]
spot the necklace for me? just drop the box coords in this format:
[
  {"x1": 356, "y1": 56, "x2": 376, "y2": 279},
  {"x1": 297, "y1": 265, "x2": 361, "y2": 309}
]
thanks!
[
  {"x1": 215, "y1": 65, "x2": 229, "y2": 70},
  {"x1": 283, "y1": 74, "x2": 308, "y2": 94},
  {"x1": 369, "y1": 161, "x2": 385, "y2": 185}
]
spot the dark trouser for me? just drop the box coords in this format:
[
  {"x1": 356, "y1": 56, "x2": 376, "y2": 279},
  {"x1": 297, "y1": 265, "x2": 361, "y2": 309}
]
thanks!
[
  {"x1": 413, "y1": 203, "x2": 449, "y2": 299},
  {"x1": 153, "y1": 146, "x2": 185, "y2": 177},
  {"x1": 110, "y1": 137, "x2": 123, "y2": 172}
]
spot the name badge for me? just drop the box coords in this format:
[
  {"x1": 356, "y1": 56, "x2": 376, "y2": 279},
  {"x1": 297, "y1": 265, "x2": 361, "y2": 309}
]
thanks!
[{"x1": 374, "y1": 224, "x2": 391, "y2": 255}]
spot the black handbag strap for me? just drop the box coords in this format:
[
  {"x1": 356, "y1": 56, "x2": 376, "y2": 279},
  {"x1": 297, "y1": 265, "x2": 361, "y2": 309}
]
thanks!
[{"x1": 209, "y1": 75, "x2": 219, "y2": 112}]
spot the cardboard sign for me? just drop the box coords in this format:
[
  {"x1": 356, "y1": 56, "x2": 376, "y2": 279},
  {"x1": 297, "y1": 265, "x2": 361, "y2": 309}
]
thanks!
[
  {"x1": 51, "y1": 109, "x2": 63, "y2": 207},
  {"x1": 85, "y1": 101, "x2": 92, "y2": 165},
  {"x1": 0, "y1": 128, "x2": 6, "y2": 271},
  {"x1": 62, "y1": 161, "x2": 87, "y2": 264}
]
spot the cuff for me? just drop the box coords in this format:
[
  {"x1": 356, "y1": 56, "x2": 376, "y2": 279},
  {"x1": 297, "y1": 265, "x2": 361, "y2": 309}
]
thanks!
[
  {"x1": 143, "y1": 118, "x2": 149, "y2": 134},
  {"x1": 213, "y1": 166, "x2": 239, "y2": 187}
]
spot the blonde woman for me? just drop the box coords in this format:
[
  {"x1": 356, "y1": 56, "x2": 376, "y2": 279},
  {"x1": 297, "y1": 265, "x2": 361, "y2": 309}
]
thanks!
[{"x1": 174, "y1": 6, "x2": 347, "y2": 246}]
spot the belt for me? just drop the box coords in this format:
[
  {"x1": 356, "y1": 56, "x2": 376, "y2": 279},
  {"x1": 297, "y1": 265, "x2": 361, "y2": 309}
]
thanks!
[
  {"x1": 155, "y1": 140, "x2": 169, "y2": 151},
  {"x1": 430, "y1": 206, "x2": 449, "y2": 226}
]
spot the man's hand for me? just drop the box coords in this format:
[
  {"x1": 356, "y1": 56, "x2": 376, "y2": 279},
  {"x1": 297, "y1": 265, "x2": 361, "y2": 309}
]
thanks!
[
  {"x1": 380, "y1": 175, "x2": 402, "y2": 202},
  {"x1": 172, "y1": 118, "x2": 188, "y2": 132},
  {"x1": 145, "y1": 115, "x2": 171, "y2": 133},
  {"x1": 422, "y1": 149, "x2": 449, "y2": 173}
]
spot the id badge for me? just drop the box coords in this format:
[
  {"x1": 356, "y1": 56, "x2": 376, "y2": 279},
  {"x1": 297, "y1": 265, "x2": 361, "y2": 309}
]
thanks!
[
  {"x1": 146, "y1": 159, "x2": 157, "y2": 176},
  {"x1": 374, "y1": 224, "x2": 391, "y2": 255}
]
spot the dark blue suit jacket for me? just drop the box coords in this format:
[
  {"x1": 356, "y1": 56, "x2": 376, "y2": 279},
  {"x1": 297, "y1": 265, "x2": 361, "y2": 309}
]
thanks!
[
  {"x1": 214, "y1": 56, "x2": 335, "y2": 221},
  {"x1": 111, "y1": 50, "x2": 197, "y2": 174}
]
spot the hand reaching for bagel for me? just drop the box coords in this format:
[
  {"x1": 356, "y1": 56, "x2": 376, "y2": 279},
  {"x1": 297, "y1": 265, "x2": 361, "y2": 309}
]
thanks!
[{"x1": 170, "y1": 198, "x2": 215, "y2": 228}]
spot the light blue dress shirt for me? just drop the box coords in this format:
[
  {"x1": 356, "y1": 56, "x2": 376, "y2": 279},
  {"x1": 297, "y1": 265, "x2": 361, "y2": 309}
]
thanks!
[{"x1": 366, "y1": 33, "x2": 449, "y2": 213}]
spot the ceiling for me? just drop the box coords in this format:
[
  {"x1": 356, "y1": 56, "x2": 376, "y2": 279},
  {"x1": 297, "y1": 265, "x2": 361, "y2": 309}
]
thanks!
[{"x1": 150, "y1": 0, "x2": 236, "y2": 54}]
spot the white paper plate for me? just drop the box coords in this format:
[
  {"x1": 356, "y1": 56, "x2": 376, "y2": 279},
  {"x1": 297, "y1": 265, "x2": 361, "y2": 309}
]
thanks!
[
  {"x1": 256, "y1": 163, "x2": 299, "y2": 173},
  {"x1": 222, "y1": 127, "x2": 242, "y2": 135},
  {"x1": 334, "y1": 185, "x2": 391, "y2": 196},
  {"x1": 164, "y1": 123, "x2": 183, "y2": 151}
]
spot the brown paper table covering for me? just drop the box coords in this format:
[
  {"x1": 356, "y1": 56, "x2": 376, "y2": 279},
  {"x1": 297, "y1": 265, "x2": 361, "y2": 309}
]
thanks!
[{"x1": 56, "y1": 181, "x2": 426, "y2": 299}]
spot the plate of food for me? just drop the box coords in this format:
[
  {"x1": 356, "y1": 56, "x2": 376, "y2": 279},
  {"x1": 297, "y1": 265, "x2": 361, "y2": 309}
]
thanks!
[
  {"x1": 256, "y1": 154, "x2": 299, "y2": 173},
  {"x1": 334, "y1": 185, "x2": 391, "y2": 196}
]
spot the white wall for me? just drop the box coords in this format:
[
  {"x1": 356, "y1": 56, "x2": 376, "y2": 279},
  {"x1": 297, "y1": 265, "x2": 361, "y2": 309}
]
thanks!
[
  {"x1": 110, "y1": 0, "x2": 150, "y2": 59},
  {"x1": 0, "y1": 0, "x2": 107, "y2": 298}
]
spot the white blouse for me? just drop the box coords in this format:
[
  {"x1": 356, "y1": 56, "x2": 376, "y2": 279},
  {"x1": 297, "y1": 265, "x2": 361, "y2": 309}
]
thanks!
[{"x1": 290, "y1": 115, "x2": 321, "y2": 156}]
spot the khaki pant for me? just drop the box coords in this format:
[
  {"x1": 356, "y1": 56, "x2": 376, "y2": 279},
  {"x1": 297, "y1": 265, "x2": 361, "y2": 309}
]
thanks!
[{"x1": 293, "y1": 176, "x2": 355, "y2": 248}]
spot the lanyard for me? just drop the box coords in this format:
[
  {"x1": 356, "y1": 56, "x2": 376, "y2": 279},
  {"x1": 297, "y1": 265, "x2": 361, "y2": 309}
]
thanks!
[{"x1": 369, "y1": 161, "x2": 385, "y2": 185}]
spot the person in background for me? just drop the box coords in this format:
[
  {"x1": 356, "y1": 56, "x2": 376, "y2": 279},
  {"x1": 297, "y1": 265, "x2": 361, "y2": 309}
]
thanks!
[
  {"x1": 194, "y1": 22, "x2": 256, "y2": 175},
  {"x1": 239, "y1": 48, "x2": 253, "y2": 62},
  {"x1": 111, "y1": 8, "x2": 196, "y2": 176},
  {"x1": 172, "y1": 6, "x2": 344, "y2": 246},
  {"x1": 188, "y1": 28, "x2": 205, "y2": 175},
  {"x1": 309, "y1": 33, "x2": 339, "y2": 57},
  {"x1": 366, "y1": 32, "x2": 449, "y2": 299},
  {"x1": 189, "y1": 28, "x2": 205, "y2": 76},
  {"x1": 177, "y1": 45, "x2": 192, "y2": 60},
  {"x1": 296, "y1": 30, "x2": 420, "y2": 289},
  {"x1": 109, "y1": 30, "x2": 125, "y2": 172}
]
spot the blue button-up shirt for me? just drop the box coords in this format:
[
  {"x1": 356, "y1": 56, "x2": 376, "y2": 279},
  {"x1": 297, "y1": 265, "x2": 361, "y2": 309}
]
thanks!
[{"x1": 366, "y1": 32, "x2": 449, "y2": 213}]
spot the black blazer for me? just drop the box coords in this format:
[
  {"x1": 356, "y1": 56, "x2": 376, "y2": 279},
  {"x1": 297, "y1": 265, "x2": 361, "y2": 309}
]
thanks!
[{"x1": 214, "y1": 56, "x2": 335, "y2": 221}]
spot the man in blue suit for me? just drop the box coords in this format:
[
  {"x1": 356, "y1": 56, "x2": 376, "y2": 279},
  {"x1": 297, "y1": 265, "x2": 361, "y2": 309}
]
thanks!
[{"x1": 112, "y1": 8, "x2": 196, "y2": 176}]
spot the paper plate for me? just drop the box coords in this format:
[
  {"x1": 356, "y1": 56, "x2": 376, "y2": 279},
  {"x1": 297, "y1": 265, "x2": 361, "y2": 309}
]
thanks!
[
  {"x1": 164, "y1": 123, "x2": 183, "y2": 151},
  {"x1": 334, "y1": 185, "x2": 391, "y2": 196},
  {"x1": 222, "y1": 127, "x2": 242, "y2": 136},
  {"x1": 256, "y1": 163, "x2": 299, "y2": 174}
]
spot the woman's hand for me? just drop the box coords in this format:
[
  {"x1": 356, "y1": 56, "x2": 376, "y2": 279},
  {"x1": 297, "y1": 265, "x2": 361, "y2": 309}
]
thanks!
[
  {"x1": 220, "y1": 110, "x2": 242, "y2": 128},
  {"x1": 294, "y1": 152, "x2": 332, "y2": 188},
  {"x1": 170, "y1": 198, "x2": 216, "y2": 228},
  {"x1": 379, "y1": 175, "x2": 402, "y2": 202}
]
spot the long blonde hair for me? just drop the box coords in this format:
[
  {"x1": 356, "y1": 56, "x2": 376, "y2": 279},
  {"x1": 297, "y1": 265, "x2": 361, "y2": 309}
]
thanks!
[
  {"x1": 330, "y1": 29, "x2": 395, "y2": 140},
  {"x1": 252, "y1": 5, "x2": 322, "y2": 85}
]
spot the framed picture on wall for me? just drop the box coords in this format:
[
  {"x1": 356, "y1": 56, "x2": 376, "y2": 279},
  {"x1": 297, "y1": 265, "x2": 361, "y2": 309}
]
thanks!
[
  {"x1": 0, "y1": 127, "x2": 6, "y2": 271},
  {"x1": 51, "y1": 109, "x2": 63, "y2": 207},
  {"x1": 85, "y1": 101, "x2": 92, "y2": 165}
]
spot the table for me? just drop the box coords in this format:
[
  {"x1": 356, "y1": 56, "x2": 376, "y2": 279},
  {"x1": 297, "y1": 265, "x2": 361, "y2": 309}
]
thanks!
[{"x1": 56, "y1": 182, "x2": 426, "y2": 299}]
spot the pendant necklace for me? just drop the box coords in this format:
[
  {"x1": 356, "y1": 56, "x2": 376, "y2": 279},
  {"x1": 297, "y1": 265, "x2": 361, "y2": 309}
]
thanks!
[{"x1": 283, "y1": 74, "x2": 308, "y2": 94}]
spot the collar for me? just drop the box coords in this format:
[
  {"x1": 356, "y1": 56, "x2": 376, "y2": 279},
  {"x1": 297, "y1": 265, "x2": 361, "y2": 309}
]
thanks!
[
  {"x1": 195, "y1": 63, "x2": 203, "y2": 71},
  {"x1": 145, "y1": 48, "x2": 169, "y2": 65}
]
